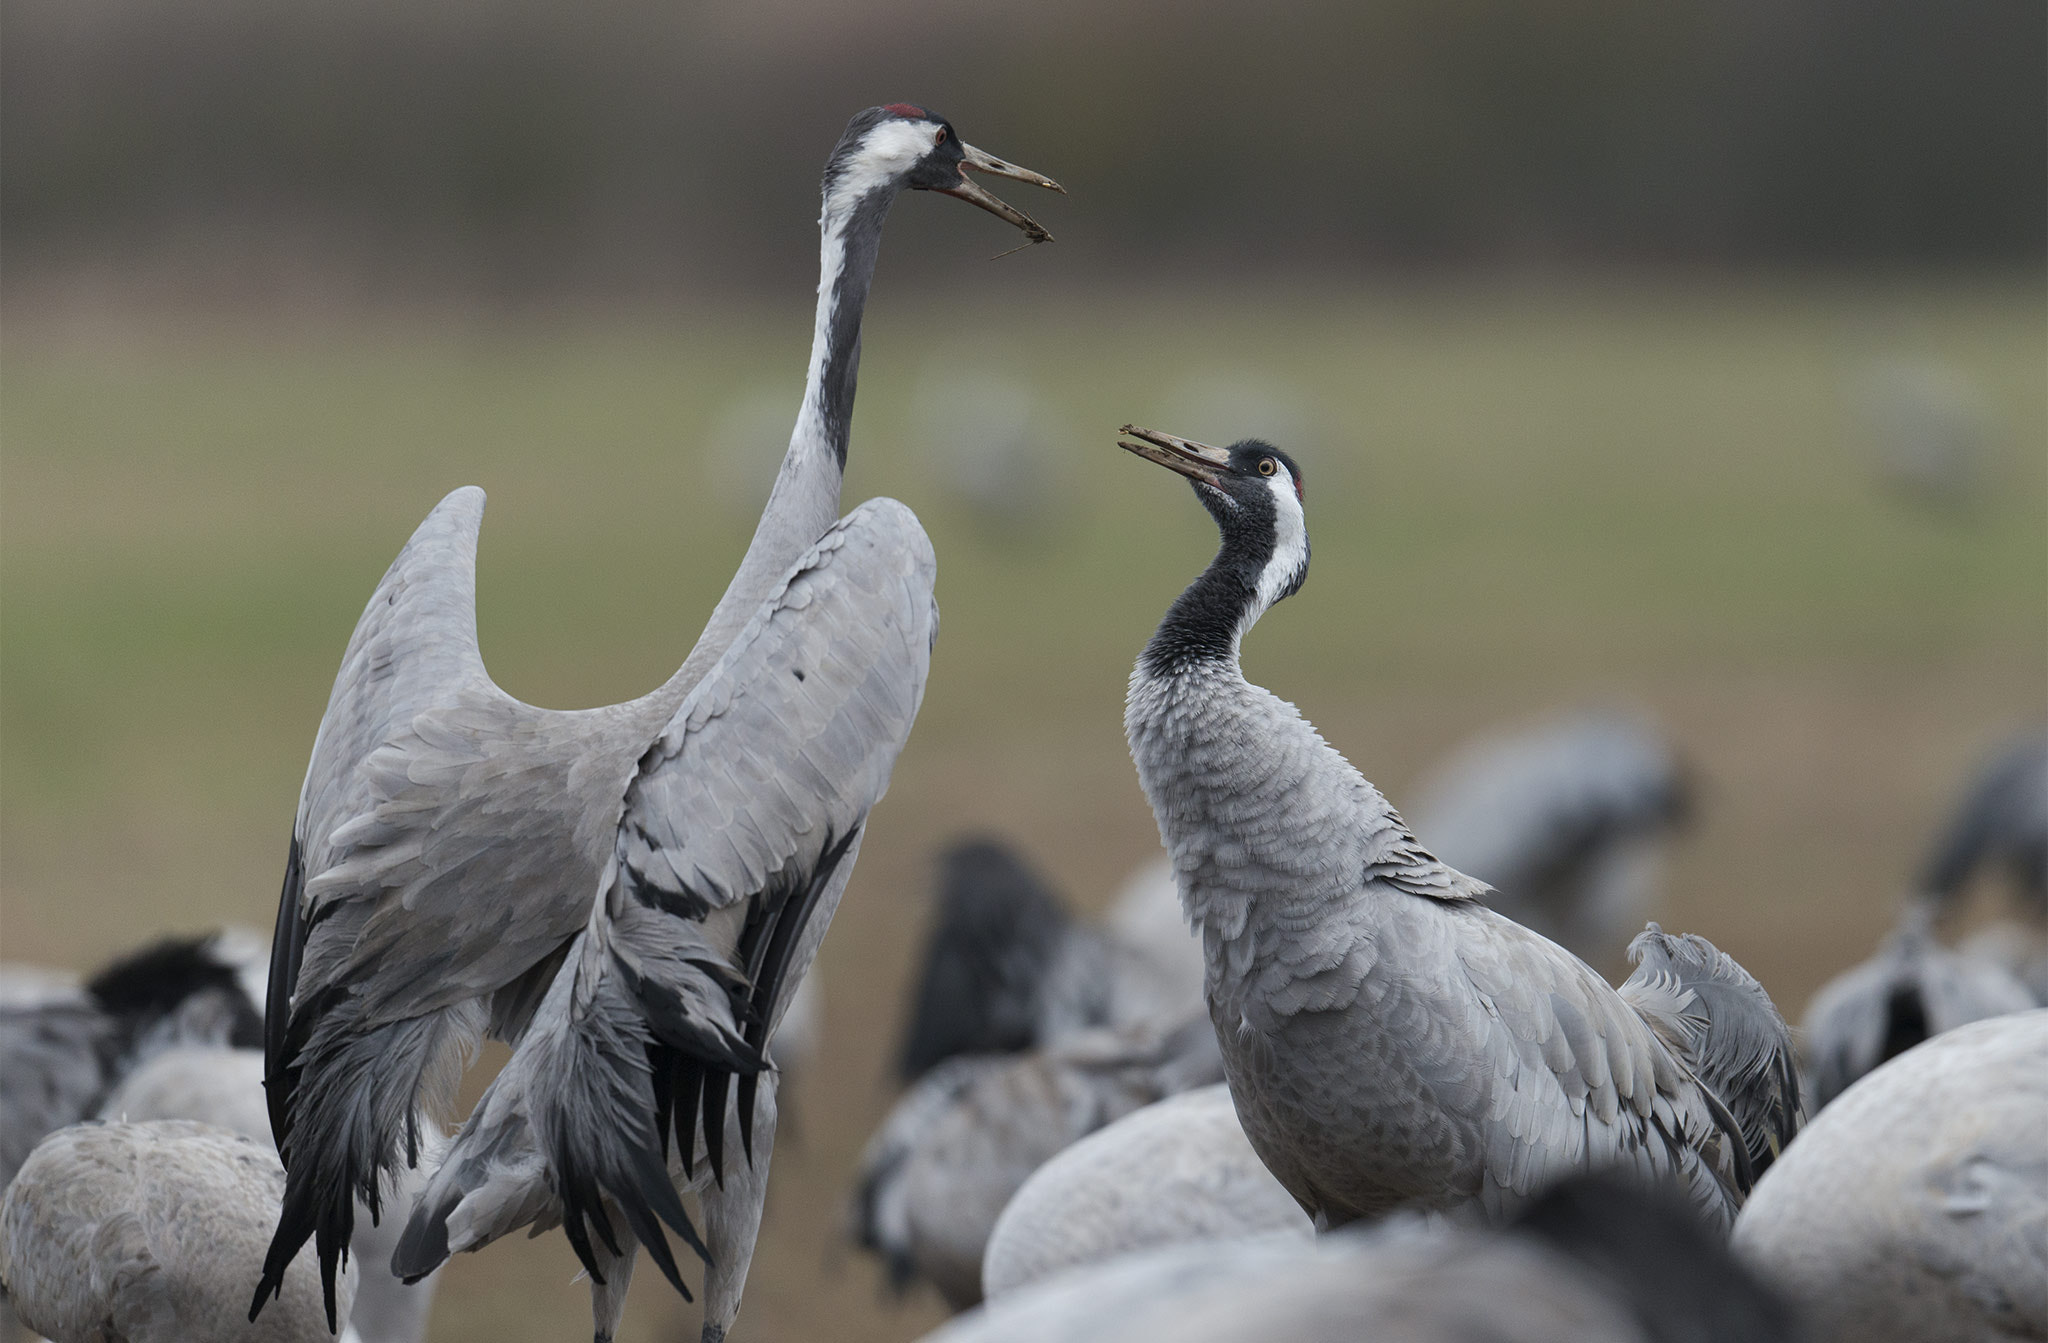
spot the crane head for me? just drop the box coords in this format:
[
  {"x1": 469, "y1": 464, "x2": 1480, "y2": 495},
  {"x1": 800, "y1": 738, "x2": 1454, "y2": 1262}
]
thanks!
[
  {"x1": 1118, "y1": 424, "x2": 1312, "y2": 611},
  {"x1": 828, "y1": 105, "x2": 1064, "y2": 246}
]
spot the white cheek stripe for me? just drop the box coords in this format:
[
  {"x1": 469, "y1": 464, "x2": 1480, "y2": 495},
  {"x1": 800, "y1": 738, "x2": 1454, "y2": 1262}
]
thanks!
[
  {"x1": 1253, "y1": 472, "x2": 1309, "y2": 616},
  {"x1": 826, "y1": 119, "x2": 938, "y2": 213}
]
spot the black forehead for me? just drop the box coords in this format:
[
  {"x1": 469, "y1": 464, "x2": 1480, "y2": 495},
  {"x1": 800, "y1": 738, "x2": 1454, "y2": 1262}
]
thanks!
[{"x1": 1227, "y1": 439, "x2": 1303, "y2": 479}]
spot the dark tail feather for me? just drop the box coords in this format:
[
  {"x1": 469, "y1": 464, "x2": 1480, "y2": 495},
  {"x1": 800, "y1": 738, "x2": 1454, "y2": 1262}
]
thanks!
[
  {"x1": 736, "y1": 1069, "x2": 760, "y2": 1169},
  {"x1": 249, "y1": 1171, "x2": 353, "y2": 1329},
  {"x1": 254, "y1": 995, "x2": 471, "y2": 1328},
  {"x1": 701, "y1": 1070, "x2": 730, "y2": 1186},
  {"x1": 671, "y1": 1062, "x2": 702, "y2": 1180},
  {"x1": 530, "y1": 934, "x2": 725, "y2": 1301}
]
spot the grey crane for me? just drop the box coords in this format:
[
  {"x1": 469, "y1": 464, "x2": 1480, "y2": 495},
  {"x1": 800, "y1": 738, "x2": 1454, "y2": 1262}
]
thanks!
[
  {"x1": 1924, "y1": 728, "x2": 2048, "y2": 999},
  {"x1": 0, "y1": 934, "x2": 264, "y2": 1197},
  {"x1": 1920, "y1": 730, "x2": 2048, "y2": 912},
  {"x1": 2, "y1": 1120, "x2": 362, "y2": 1343},
  {"x1": 979, "y1": 1082, "x2": 1311, "y2": 1301},
  {"x1": 894, "y1": 839, "x2": 1203, "y2": 1083},
  {"x1": 252, "y1": 104, "x2": 1060, "y2": 1341},
  {"x1": 1798, "y1": 901, "x2": 2034, "y2": 1112},
  {"x1": 1116, "y1": 425, "x2": 1800, "y2": 1234},
  {"x1": 924, "y1": 1169, "x2": 1797, "y2": 1343},
  {"x1": 1407, "y1": 711, "x2": 1691, "y2": 967},
  {"x1": 1734, "y1": 1009, "x2": 2048, "y2": 1343},
  {"x1": 852, "y1": 1017, "x2": 1223, "y2": 1310},
  {"x1": 94, "y1": 1047, "x2": 441, "y2": 1343}
]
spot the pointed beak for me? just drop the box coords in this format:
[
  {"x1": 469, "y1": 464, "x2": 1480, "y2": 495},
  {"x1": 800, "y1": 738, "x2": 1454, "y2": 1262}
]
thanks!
[
  {"x1": 1118, "y1": 425, "x2": 1231, "y2": 485},
  {"x1": 937, "y1": 142, "x2": 1064, "y2": 245}
]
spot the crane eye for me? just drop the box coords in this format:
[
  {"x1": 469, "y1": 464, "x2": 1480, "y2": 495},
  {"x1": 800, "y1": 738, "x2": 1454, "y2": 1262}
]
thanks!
[
  {"x1": 1258, "y1": 458, "x2": 1277, "y2": 476},
  {"x1": 934, "y1": 127, "x2": 947, "y2": 145}
]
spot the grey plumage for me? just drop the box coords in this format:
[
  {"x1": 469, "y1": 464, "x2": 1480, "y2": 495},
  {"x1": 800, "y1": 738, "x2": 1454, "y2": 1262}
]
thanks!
[
  {"x1": 851, "y1": 1017, "x2": 1223, "y2": 1310},
  {"x1": 1618, "y1": 924, "x2": 1801, "y2": 1177},
  {"x1": 1409, "y1": 711, "x2": 1690, "y2": 965},
  {"x1": 1799, "y1": 902, "x2": 2035, "y2": 1112},
  {"x1": 979, "y1": 1082, "x2": 1310, "y2": 1301},
  {"x1": 95, "y1": 1048, "x2": 440, "y2": 1343},
  {"x1": 1734, "y1": 1009, "x2": 2048, "y2": 1342},
  {"x1": 256, "y1": 104, "x2": 1057, "y2": 1341},
  {"x1": 1, "y1": 1120, "x2": 360, "y2": 1343},
  {"x1": 1117, "y1": 426, "x2": 1791, "y2": 1235},
  {"x1": 925, "y1": 1169, "x2": 1796, "y2": 1343},
  {"x1": 392, "y1": 499, "x2": 937, "y2": 1334}
]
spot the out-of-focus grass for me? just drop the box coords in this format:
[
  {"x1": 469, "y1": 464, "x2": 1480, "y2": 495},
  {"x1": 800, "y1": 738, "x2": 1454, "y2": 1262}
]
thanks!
[{"x1": 2, "y1": 279, "x2": 2042, "y2": 1341}]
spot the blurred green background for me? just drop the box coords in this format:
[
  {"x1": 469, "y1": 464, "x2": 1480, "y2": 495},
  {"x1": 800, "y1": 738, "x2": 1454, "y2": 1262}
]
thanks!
[{"x1": 1, "y1": 1, "x2": 2043, "y2": 1340}]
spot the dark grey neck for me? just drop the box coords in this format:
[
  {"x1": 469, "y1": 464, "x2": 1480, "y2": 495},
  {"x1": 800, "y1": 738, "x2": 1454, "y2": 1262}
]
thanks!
[{"x1": 1141, "y1": 531, "x2": 1269, "y2": 678}]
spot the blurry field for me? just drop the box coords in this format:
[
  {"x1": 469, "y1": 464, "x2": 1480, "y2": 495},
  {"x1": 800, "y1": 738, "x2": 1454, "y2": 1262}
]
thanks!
[{"x1": 2, "y1": 279, "x2": 2043, "y2": 1342}]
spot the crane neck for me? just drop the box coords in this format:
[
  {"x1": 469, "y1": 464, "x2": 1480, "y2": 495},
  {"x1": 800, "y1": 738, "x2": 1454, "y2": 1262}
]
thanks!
[
  {"x1": 1142, "y1": 560, "x2": 1259, "y2": 679},
  {"x1": 653, "y1": 179, "x2": 903, "y2": 706},
  {"x1": 794, "y1": 180, "x2": 896, "y2": 473},
  {"x1": 1139, "y1": 510, "x2": 1302, "y2": 680}
]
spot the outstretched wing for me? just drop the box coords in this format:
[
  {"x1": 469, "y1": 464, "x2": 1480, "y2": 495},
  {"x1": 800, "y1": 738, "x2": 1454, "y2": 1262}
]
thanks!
[
  {"x1": 259, "y1": 488, "x2": 615, "y2": 1327},
  {"x1": 403, "y1": 497, "x2": 939, "y2": 1299},
  {"x1": 265, "y1": 485, "x2": 495, "y2": 1124}
]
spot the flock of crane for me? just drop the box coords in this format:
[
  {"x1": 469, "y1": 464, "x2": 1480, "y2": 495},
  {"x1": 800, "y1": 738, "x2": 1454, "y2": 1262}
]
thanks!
[{"x1": 0, "y1": 103, "x2": 2043, "y2": 1343}]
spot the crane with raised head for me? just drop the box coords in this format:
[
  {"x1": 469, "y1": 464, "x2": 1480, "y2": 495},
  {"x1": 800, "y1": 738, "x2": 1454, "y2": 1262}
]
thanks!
[
  {"x1": 1115, "y1": 424, "x2": 1798, "y2": 1234},
  {"x1": 253, "y1": 104, "x2": 1061, "y2": 1343}
]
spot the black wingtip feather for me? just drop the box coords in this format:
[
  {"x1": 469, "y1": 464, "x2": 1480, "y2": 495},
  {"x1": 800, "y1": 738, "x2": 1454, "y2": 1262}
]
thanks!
[
  {"x1": 264, "y1": 834, "x2": 309, "y2": 1150},
  {"x1": 673, "y1": 1064, "x2": 702, "y2": 1180},
  {"x1": 736, "y1": 1071, "x2": 759, "y2": 1168},
  {"x1": 702, "y1": 1070, "x2": 730, "y2": 1186}
]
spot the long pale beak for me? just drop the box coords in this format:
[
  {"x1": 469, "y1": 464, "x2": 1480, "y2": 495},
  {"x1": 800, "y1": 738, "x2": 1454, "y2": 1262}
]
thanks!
[
  {"x1": 1118, "y1": 425, "x2": 1231, "y2": 484},
  {"x1": 937, "y1": 142, "x2": 1065, "y2": 245}
]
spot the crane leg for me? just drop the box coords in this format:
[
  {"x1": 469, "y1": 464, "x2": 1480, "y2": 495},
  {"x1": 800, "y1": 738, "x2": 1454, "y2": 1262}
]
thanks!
[{"x1": 588, "y1": 1223, "x2": 636, "y2": 1343}]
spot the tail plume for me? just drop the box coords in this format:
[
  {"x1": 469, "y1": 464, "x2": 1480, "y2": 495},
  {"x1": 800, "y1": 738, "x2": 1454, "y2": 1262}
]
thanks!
[
  {"x1": 1620, "y1": 924, "x2": 1802, "y2": 1179},
  {"x1": 252, "y1": 999, "x2": 480, "y2": 1328}
]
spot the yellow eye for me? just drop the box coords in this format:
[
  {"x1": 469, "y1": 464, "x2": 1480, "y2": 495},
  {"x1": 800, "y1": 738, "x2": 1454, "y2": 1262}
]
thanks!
[{"x1": 1258, "y1": 458, "x2": 1277, "y2": 476}]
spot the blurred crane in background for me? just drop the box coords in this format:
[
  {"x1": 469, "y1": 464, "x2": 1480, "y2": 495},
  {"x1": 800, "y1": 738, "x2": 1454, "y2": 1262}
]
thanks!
[
  {"x1": 893, "y1": 839, "x2": 1202, "y2": 1083},
  {"x1": 1407, "y1": 710, "x2": 1692, "y2": 969},
  {"x1": 2, "y1": 1121, "x2": 362, "y2": 1343},
  {"x1": 1925, "y1": 727, "x2": 2048, "y2": 998},
  {"x1": 978, "y1": 1083, "x2": 1310, "y2": 1302},
  {"x1": 1735, "y1": 1010, "x2": 2048, "y2": 1343},
  {"x1": 857, "y1": 837, "x2": 1209, "y2": 1309}
]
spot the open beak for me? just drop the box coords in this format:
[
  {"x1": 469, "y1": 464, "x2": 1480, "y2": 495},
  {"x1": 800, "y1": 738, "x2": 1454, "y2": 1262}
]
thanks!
[
  {"x1": 1118, "y1": 425, "x2": 1231, "y2": 484},
  {"x1": 938, "y1": 142, "x2": 1065, "y2": 245}
]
